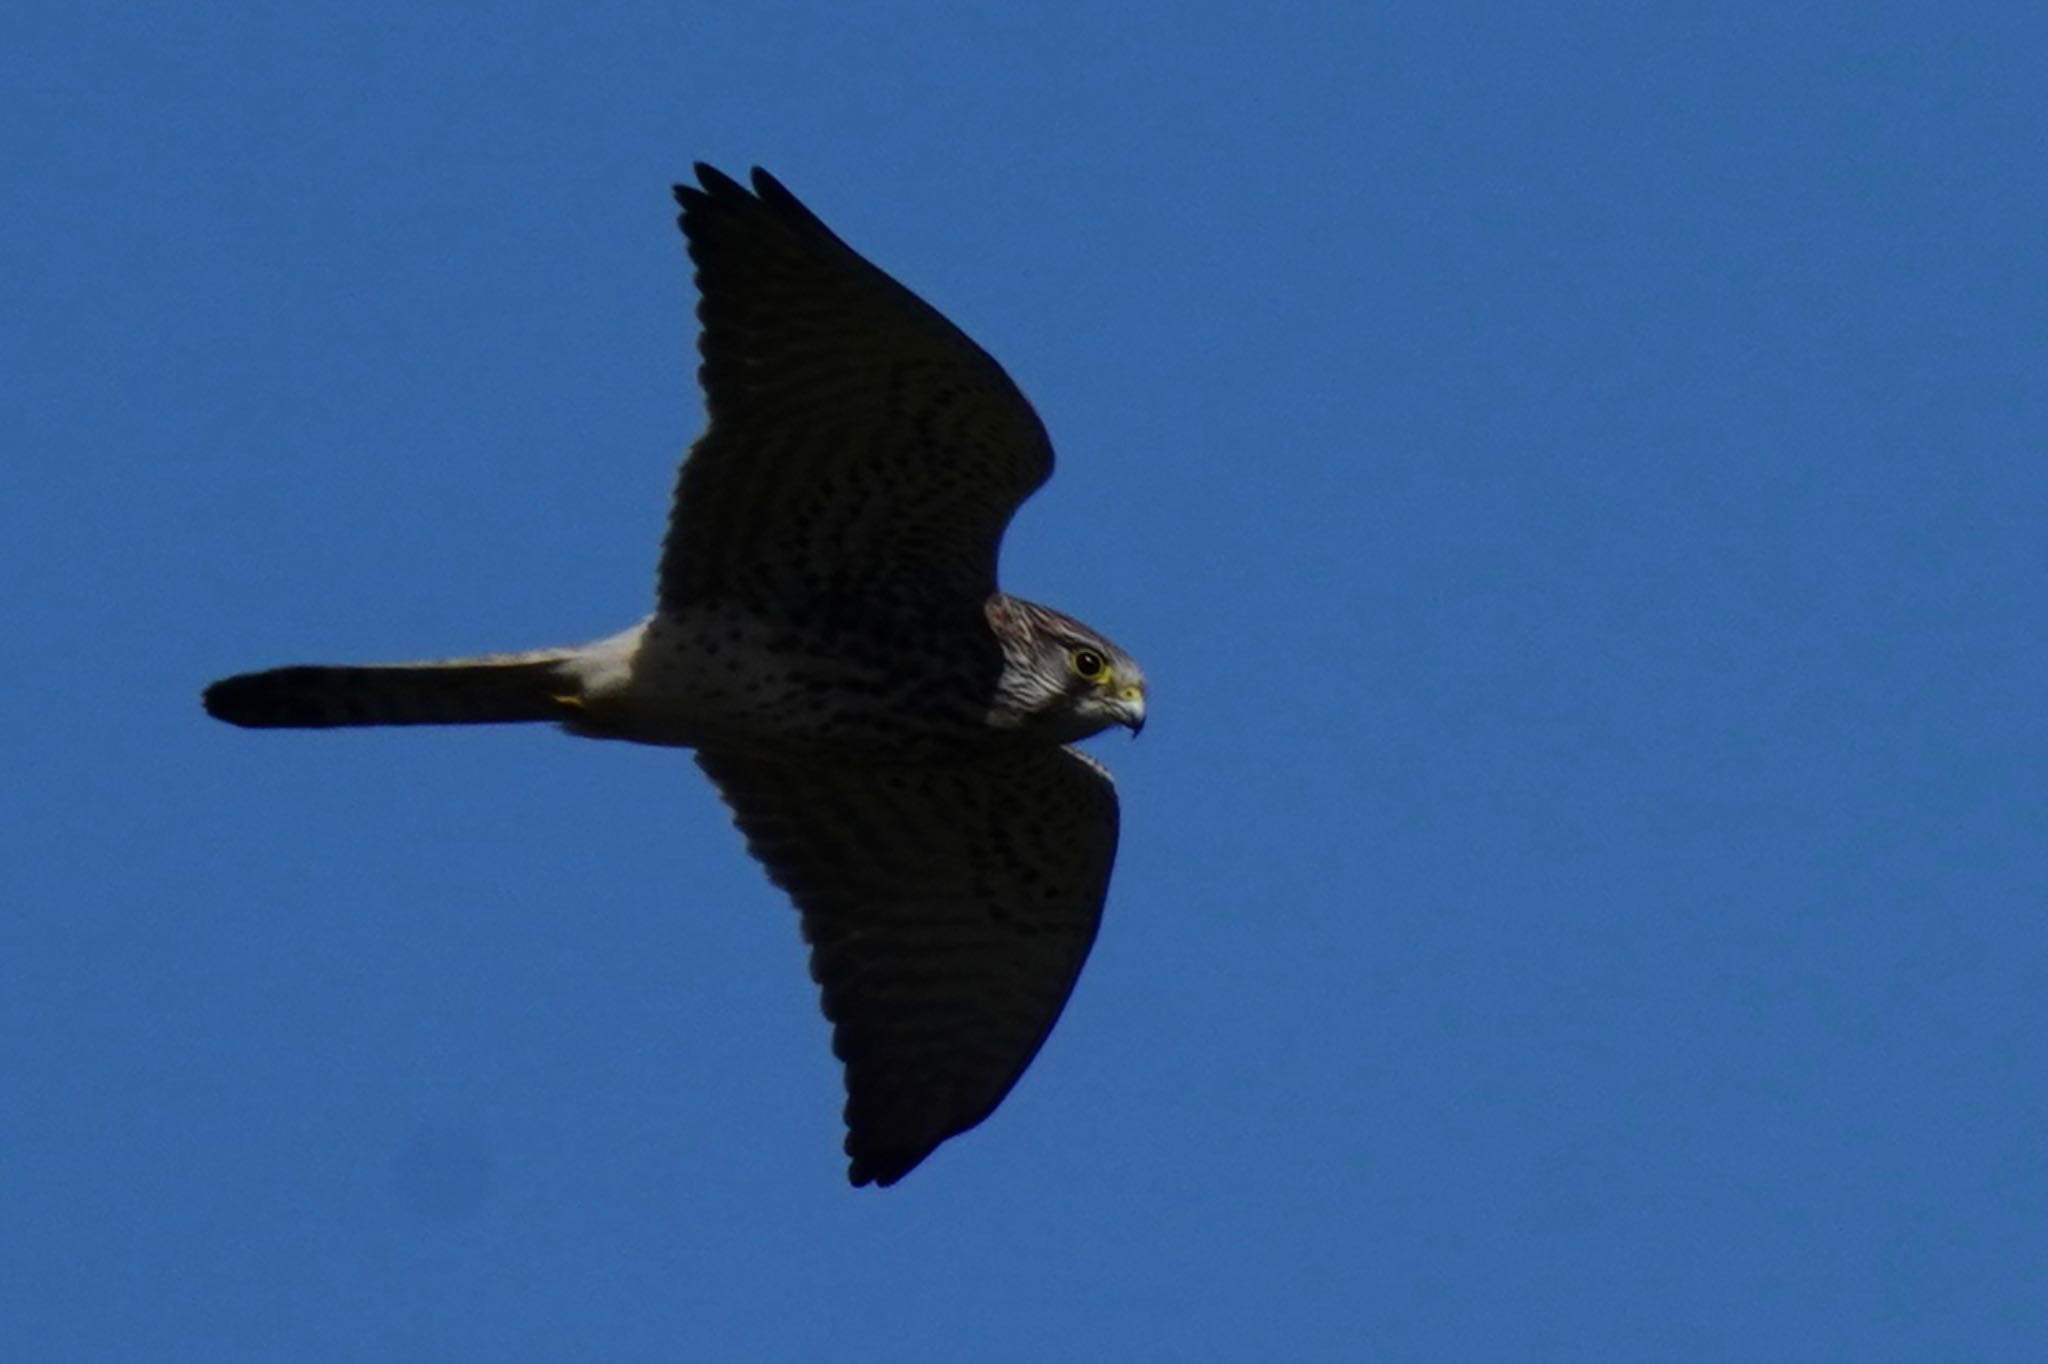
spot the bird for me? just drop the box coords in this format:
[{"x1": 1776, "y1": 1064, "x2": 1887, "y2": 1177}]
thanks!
[{"x1": 202, "y1": 164, "x2": 1148, "y2": 1187}]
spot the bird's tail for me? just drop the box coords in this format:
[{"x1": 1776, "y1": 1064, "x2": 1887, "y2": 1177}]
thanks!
[{"x1": 203, "y1": 648, "x2": 583, "y2": 730}]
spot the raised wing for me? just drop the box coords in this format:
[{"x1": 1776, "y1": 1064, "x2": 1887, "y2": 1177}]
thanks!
[
  {"x1": 696, "y1": 745, "x2": 1119, "y2": 1186},
  {"x1": 658, "y1": 165, "x2": 1056, "y2": 613}
]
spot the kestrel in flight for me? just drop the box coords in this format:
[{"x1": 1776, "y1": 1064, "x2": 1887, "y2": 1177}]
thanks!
[{"x1": 203, "y1": 165, "x2": 1147, "y2": 1187}]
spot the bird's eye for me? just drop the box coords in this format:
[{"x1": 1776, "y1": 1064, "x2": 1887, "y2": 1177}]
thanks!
[{"x1": 1070, "y1": 647, "x2": 1108, "y2": 682}]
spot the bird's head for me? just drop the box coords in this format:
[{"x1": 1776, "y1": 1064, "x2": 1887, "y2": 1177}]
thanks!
[{"x1": 986, "y1": 595, "x2": 1147, "y2": 743}]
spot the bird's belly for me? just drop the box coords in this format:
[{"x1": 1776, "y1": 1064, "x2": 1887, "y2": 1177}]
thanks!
[{"x1": 568, "y1": 607, "x2": 986, "y2": 756}]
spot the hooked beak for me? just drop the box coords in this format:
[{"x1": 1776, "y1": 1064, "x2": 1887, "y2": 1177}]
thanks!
[{"x1": 1112, "y1": 682, "x2": 1147, "y2": 737}]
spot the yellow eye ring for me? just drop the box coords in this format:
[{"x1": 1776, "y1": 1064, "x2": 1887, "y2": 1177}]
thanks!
[{"x1": 1070, "y1": 647, "x2": 1109, "y2": 682}]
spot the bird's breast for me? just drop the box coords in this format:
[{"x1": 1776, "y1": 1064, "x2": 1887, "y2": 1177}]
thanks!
[{"x1": 576, "y1": 604, "x2": 1001, "y2": 757}]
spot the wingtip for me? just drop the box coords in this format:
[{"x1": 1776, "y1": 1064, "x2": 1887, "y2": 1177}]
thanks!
[
  {"x1": 844, "y1": 1125, "x2": 938, "y2": 1188},
  {"x1": 674, "y1": 162, "x2": 724, "y2": 212},
  {"x1": 674, "y1": 161, "x2": 845, "y2": 261},
  {"x1": 846, "y1": 1153, "x2": 915, "y2": 1189},
  {"x1": 672, "y1": 163, "x2": 721, "y2": 209}
]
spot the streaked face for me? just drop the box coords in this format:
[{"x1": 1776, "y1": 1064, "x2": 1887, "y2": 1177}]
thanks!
[
  {"x1": 983, "y1": 595, "x2": 1146, "y2": 743},
  {"x1": 1053, "y1": 636, "x2": 1147, "y2": 737}
]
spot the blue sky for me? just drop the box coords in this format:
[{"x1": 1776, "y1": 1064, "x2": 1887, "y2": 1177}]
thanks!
[{"x1": 6, "y1": 3, "x2": 2045, "y2": 1359}]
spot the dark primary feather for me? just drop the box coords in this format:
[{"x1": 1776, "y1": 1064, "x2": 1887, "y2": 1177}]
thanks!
[
  {"x1": 657, "y1": 165, "x2": 1057, "y2": 613},
  {"x1": 696, "y1": 746, "x2": 1119, "y2": 1186}
]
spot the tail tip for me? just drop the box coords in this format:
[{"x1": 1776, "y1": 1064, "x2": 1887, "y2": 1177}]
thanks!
[{"x1": 202, "y1": 667, "x2": 332, "y2": 728}]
